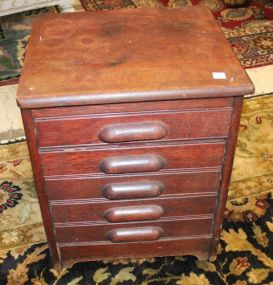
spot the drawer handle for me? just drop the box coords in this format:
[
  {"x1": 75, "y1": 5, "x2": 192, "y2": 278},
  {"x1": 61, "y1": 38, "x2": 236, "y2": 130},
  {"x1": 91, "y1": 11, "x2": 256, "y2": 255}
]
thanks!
[
  {"x1": 99, "y1": 122, "x2": 168, "y2": 143},
  {"x1": 100, "y1": 154, "x2": 165, "y2": 174},
  {"x1": 104, "y1": 205, "x2": 163, "y2": 223},
  {"x1": 107, "y1": 227, "x2": 163, "y2": 243},
  {"x1": 103, "y1": 181, "x2": 164, "y2": 200}
]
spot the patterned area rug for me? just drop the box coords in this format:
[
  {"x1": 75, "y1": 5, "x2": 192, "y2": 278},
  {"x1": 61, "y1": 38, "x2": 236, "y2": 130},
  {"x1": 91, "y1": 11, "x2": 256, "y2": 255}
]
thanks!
[
  {"x1": 0, "y1": 1, "x2": 272, "y2": 84},
  {"x1": 0, "y1": 192, "x2": 273, "y2": 284},
  {"x1": 0, "y1": 95, "x2": 272, "y2": 284},
  {"x1": 229, "y1": 94, "x2": 273, "y2": 201},
  {"x1": 0, "y1": 141, "x2": 46, "y2": 254},
  {"x1": 0, "y1": 7, "x2": 57, "y2": 86}
]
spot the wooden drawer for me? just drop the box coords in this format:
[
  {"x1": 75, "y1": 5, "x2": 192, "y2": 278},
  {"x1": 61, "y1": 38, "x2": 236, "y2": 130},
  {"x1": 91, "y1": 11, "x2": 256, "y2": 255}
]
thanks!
[
  {"x1": 50, "y1": 193, "x2": 217, "y2": 223},
  {"x1": 54, "y1": 216, "x2": 213, "y2": 243},
  {"x1": 40, "y1": 141, "x2": 225, "y2": 176},
  {"x1": 34, "y1": 108, "x2": 231, "y2": 147},
  {"x1": 46, "y1": 169, "x2": 220, "y2": 200},
  {"x1": 58, "y1": 236, "x2": 212, "y2": 263},
  {"x1": 32, "y1": 98, "x2": 233, "y2": 118}
]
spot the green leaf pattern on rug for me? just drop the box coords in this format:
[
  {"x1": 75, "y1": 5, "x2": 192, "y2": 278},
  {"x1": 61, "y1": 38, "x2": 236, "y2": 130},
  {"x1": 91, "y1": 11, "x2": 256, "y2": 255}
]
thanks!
[
  {"x1": 247, "y1": 268, "x2": 270, "y2": 284},
  {"x1": 67, "y1": 276, "x2": 84, "y2": 285},
  {"x1": 110, "y1": 267, "x2": 136, "y2": 285},
  {"x1": 195, "y1": 260, "x2": 216, "y2": 272},
  {"x1": 6, "y1": 244, "x2": 47, "y2": 285},
  {"x1": 252, "y1": 224, "x2": 269, "y2": 247},
  {"x1": 93, "y1": 267, "x2": 111, "y2": 284},
  {"x1": 221, "y1": 228, "x2": 273, "y2": 269},
  {"x1": 177, "y1": 273, "x2": 211, "y2": 285},
  {"x1": 266, "y1": 219, "x2": 273, "y2": 232}
]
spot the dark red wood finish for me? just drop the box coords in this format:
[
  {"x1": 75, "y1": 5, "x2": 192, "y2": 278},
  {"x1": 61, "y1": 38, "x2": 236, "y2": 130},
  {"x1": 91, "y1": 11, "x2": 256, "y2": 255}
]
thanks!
[
  {"x1": 104, "y1": 205, "x2": 164, "y2": 223},
  {"x1": 17, "y1": 7, "x2": 253, "y2": 109},
  {"x1": 16, "y1": 7, "x2": 254, "y2": 268},
  {"x1": 100, "y1": 154, "x2": 166, "y2": 174},
  {"x1": 50, "y1": 194, "x2": 217, "y2": 223},
  {"x1": 34, "y1": 108, "x2": 231, "y2": 147},
  {"x1": 54, "y1": 216, "x2": 213, "y2": 243},
  {"x1": 99, "y1": 121, "x2": 168, "y2": 143},
  {"x1": 45, "y1": 169, "x2": 221, "y2": 200},
  {"x1": 20, "y1": 110, "x2": 59, "y2": 266},
  {"x1": 59, "y1": 236, "x2": 212, "y2": 264},
  {"x1": 102, "y1": 181, "x2": 164, "y2": 200},
  {"x1": 32, "y1": 97, "x2": 233, "y2": 118},
  {"x1": 107, "y1": 227, "x2": 163, "y2": 243},
  {"x1": 40, "y1": 142, "x2": 225, "y2": 176},
  {"x1": 209, "y1": 97, "x2": 245, "y2": 258}
]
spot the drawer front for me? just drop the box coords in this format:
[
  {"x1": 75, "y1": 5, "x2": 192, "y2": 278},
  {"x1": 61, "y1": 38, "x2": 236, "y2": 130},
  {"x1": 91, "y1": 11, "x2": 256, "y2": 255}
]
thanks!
[
  {"x1": 40, "y1": 142, "x2": 225, "y2": 176},
  {"x1": 58, "y1": 236, "x2": 211, "y2": 262},
  {"x1": 50, "y1": 194, "x2": 217, "y2": 223},
  {"x1": 32, "y1": 98, "x2": 233, "y2": 118},
  {"x1": 46, "y1": 169, "x2": 220, "y2": 200},
  {"x1": 55, "y1": 216, "x2": 213, "y2": 243},
  {"x1": 35, "y1": 109, "x2": 231, "y2": 147}
]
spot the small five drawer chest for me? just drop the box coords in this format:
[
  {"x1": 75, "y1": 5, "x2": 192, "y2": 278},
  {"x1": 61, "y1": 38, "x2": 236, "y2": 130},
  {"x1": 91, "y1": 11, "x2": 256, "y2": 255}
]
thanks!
[{"x1": 17, "y1": 6, "x2": 254, "y2": 268}]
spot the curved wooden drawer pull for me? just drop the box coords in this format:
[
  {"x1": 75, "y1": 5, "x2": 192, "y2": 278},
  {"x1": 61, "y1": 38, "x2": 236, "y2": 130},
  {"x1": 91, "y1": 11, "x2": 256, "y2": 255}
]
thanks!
[
  {"x1": 100, "y1": 154, "x2": 165, "y2": 174},
  {"x1": 104, "y1": 205, "x2": 163, "y2": 223},
  {"x1": 107, "y1": 227, "x2": 163, "y2": 243},
  {"x1": 103, "y1": 181, "x2": 164, "y2": 200},
  {"x1": 99, "y1": 122, "x2": 168, "y2": 143}
]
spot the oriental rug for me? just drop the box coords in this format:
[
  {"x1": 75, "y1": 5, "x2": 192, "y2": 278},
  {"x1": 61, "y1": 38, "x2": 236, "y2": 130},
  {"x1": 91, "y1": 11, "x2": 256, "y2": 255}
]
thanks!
[
  {"x1": 0, "y1": 3, "x2": 272, "y2": 284},
  {"x1": 0, "y1": 7, "x2": 57, "y2": 86},
  {"x1": 0, "y1": 95, "x2": 273, "y2": 284},
  {"x1": 0, "y1": 140, "x2": 45, "y2": 254},
  {"x1": 0, "y1": 192, "x2": 272, "y2": 284}
]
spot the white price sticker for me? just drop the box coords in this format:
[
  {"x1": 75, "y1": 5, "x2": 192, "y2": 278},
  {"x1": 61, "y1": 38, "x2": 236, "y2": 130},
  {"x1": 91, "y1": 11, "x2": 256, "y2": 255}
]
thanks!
[{"x1": 212, "y1": 72, "x2": 227, "y2": 80}]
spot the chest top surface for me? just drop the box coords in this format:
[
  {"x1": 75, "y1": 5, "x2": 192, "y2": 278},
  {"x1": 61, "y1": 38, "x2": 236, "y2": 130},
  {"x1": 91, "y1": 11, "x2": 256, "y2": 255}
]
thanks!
[{"x1": 17, "y1": 6, "x2": 254, "y2": 108}]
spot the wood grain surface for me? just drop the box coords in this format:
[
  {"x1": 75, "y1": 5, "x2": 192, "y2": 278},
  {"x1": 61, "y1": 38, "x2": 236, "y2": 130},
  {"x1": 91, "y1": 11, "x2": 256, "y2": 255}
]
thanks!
[
  {"x1": 45, "y1": 169, "x2": 221, "y2": 200},
  {"x1": 40, "y1": 141, "x2": 225, "y2": 176},
  {"x1": 34, "y1": 108, "x2": 231, "y2": 147},
  {"x1": 16, "y1": 7, "x2": 254, "y2": 108},
  {"x1": 58, "y1": 236, "x2": 212, "y2": 264},
  {"x1": 54, "y1": 216, "x2": 213, "y2": 243},
  {"x1": 50, "y1": 193, "x2": 217, "y2": 223},
  {"x1": 32, "y1": 97, "x2": 233, "y2": 118}
]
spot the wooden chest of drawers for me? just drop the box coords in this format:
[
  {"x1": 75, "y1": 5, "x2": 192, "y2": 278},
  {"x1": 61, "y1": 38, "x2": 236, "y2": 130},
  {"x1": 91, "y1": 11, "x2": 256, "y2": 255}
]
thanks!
[{"x1": 16, "y1": 6, "x2": 254, "y2": 268}]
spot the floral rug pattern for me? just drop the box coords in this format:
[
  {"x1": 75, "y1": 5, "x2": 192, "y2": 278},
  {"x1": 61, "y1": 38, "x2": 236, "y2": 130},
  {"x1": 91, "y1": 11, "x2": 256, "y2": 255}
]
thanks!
[
  {"x1": 0, "y1": 7, "x2": 57, "y2": 85},
  {"x1": 229, "y1": 94, "x2": 273, "y2": 201},
  {"x1": 0, "y1": 142, "x2": 45, "y2": 253},
  {"x1": 0, "y1": 3, "x2": 272, "y2": 282},
  {"x1": 0, "y1": 181, "x2": 22, "y2": 213},
  {"x1": 0, "y1": 191, "x2": 272, "y2": 284},
  {"x1": 0, "y1": 95, "x2": 272, "y2": 284}
]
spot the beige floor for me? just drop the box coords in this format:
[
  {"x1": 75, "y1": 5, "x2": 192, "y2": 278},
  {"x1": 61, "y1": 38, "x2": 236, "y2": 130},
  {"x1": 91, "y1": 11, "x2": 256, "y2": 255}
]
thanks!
[
  {"x1": 245, "y1": 65, "x2": 273, "y2": 97},
  {"x1": 0, "y1": 85, "x2": 25, "y2": 143}
]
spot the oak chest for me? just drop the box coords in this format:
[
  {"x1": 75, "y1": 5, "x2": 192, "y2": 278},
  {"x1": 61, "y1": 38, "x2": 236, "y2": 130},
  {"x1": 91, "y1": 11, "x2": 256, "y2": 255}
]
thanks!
[{"x1": 16, "y1": 6, "x2": 254, "y2": 268}]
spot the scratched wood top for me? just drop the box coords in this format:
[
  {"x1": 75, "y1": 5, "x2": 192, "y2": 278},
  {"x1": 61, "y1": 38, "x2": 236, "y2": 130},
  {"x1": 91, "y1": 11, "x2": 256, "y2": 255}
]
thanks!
[{"x1": 17, "y1": 6, "x2": 254, "y2": 108}]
